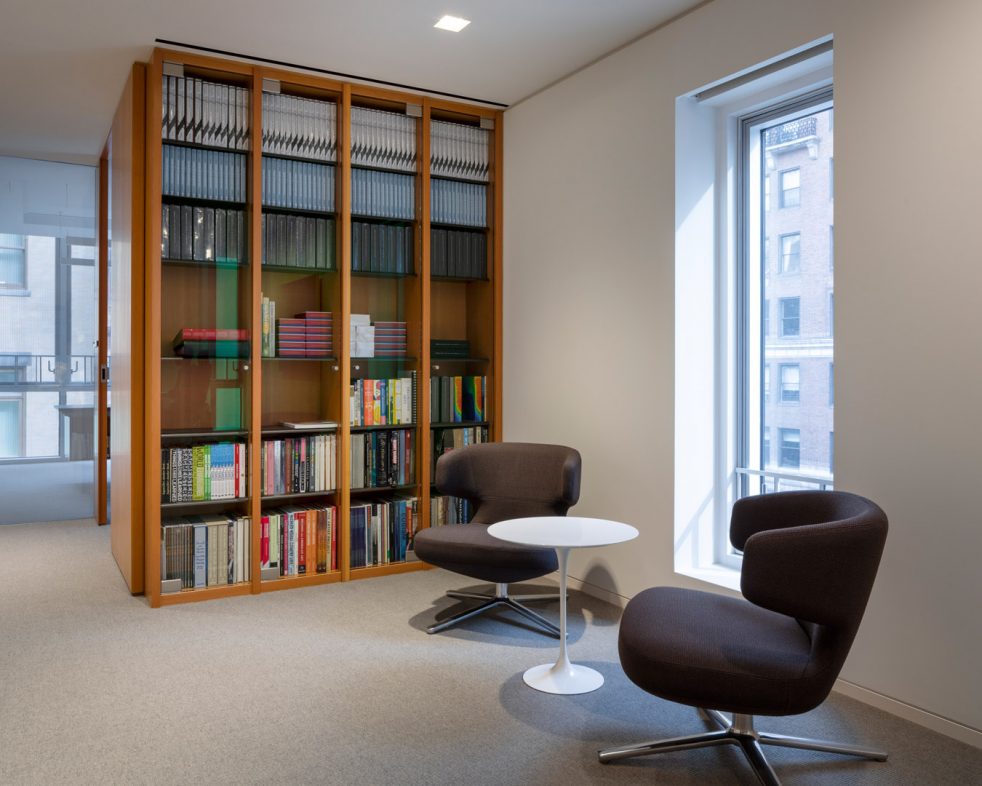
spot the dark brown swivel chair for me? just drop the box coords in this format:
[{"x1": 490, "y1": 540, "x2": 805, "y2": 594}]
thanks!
[
  {"x1": 599, "y1": 490, "x2": 888, "y2": 786},
  {"x1": 413, "y1": 442, "x2": 581, "y2": 637}
]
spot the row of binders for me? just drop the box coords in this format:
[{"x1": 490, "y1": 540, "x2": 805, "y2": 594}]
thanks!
[
  {"x1": 430, "y1": 120, "x2": 490, "y2": 182},
  {"x1": 161, "y1": 75, "x2": 250, "y2": 150},
  {"x1": 431, "y1": 179, "x2": 487, "y2": 227},
  {"x1": 350, "y1": 107, "x2": 417, "y2": 173},
  {"x1": 262, "y1": 92, "x2": 337, "y2": 162},
  {"x1": 261, "y1": 506, "x2": 338, "y2": 576},
  {"x1": 431, "y1": 375, "x2": 487, "y2": 423},
  {"x1": 431, "y1": 227, "x2": 486, "y2": 279},
  {"x1": 351, "y1": 221, "x2": 414, "y2": 275},
  {"x1": 262, "y1": 157, "x2": 336, "y2": 213},
  {"x1": 260, "y1": 433, "x2": 337, "y2": 496},
  {"x1": 161, "y1": 204, "x2": 246, "y2": 265},
  {"x1": 432, "y1": 426, "x2": 489, "y2": 474},
  {"x1": 430, "y1": 495, "x2": 475, "y2": 527},
  {"x1": 161, "y1": 515, "x2": 251, "y2": 590},
  {"x1": 351, "y1": 169, "x2": 415, "y2": 221},
  {"x1": 261, "y1": 214, "x2": 336, "y2": 270},
  {"x1": 351, "y1": 429, "x2": 415, "y2": 489},
  {"x1": 350, "y1": 497, "x2": 418, "y2": 568},
  {"x1": 349, "y1": 376, "x2": 416, "y2": 427},
  {"x1": 161, "y1": 442, "x2": 248, "y2": 503},
  {"x1": 163, "y1": 145, "x2": 247, "y2": 203}
]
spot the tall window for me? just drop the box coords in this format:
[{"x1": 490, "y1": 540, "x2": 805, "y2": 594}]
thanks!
[
  {"x1": 779, "y1": 296, "x2": 800, "y2": 336},
  {"x1": 780, "y1": 233, "x2": 800, "y2": 273},
  {"x1": 0, "y1": 234, "x2": 26, "y2": 291},
  {"x1": 0, "y1": 398, "x2": 23, "y2": 457},
  {"x1": 780, "y1": 168, "x2": 800, "y2": 207},
  {"x1": 779, "y1": 364, "x2": 800, "y2": 403},
  {"x1": 737, "y1": 90, "x2": 834, "y2": 510}
]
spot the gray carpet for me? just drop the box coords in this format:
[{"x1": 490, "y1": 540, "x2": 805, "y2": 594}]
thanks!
[
  {"x1": 1, "y1": 520, "x2": 979, "y2": 785},
  {"x1": 0, "y1": 460, "x2": 94, "y2": 524}
]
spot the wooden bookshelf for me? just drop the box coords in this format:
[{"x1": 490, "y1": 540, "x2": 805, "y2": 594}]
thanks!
[{"x1": 104, "y1": 48, "x2": 502, "y2": 606}]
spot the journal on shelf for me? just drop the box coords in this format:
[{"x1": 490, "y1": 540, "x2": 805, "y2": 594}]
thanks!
[
  {"x1": 261, "y1": 505, "x2": 338, "y2": 576},
  {"x1": 430, "y1": 227, "x2": 486, "y2": 278},
  {"x1": 351, "y1": 220, "x2": 414, "y2": 274},
  {"x1": 161, "y1": 205, "x2": 246, "y2": 264},
  {"x1": 430, "y1": 495, "x2": 475, "y2": 527},
  {"x1": 430, "y1": 375, "x2": 486, "y2": 423},
  {"x1": 161, "y1": 74, "x2": 250, "y2": 149},
  {"x1": 349, "y1": 374, "x2": 417, "y2": 427},
  {"x1": 431, "y1": 426, "x2": 489, "y2": 473},
  {"x1": 430, "y1": 120, "x2": 489, "y2": 182},
  {"x1": 262, "y1": 92, "x2": 337, "y2": 162},
  {"x1": 350, "y1": 429, "x2": 415, "y2": 489},
  {"x1": 161, "y1": 442, "x2": 248, "y2": 503},
  {"x1": 161, "y1": 515, "x2": 251, "y2": 589},
  {"x1": 261, "y1": 432, "x2": 337, "y2": 496},
  {"x1": 261, "y1": 214, "x2": 336, "y2": 270},
  {"x1": 350, "y1": 107, "x2": 416, "y2": 171},
  {"x1": 350, "y1": 497, "x2": 419, "y2": 568}
]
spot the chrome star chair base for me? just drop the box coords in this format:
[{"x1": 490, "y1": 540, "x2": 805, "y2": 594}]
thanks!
[
  {"x1": 427, "y1": 582, "x2": 562, "y2": 638},
  {"x1": 599, "y1": 709, "x2": 887, "y2": 786}
]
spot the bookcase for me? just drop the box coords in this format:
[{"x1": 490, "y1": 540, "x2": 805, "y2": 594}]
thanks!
[{"x1": 107, "y1": 49, "x2": 502, "y2": 607}]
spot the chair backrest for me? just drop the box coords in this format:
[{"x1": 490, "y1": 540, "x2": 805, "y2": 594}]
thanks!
[
  {"x1": 434, "y1": 442, "x2": 581, "y2": 525},
  {"x1": 731, "y1": 490, "x2": 888, "y2": 704}
]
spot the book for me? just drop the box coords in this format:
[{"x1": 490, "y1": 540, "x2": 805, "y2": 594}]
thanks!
[
  {"x1": 278, "y1": 421, "x2": 338, "y2": 430},
  {"x1": 173, "y1": 340, "x2": 250, "y2": 359}
]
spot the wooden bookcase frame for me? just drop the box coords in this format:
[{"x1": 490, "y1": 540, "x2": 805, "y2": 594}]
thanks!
[{"x1": 107, "y1": 48, "x2": 502, "y2": 606}]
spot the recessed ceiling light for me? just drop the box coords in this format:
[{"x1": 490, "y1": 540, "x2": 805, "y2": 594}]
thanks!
[{"x1": 434, "y1": 15, "x2": 471, "y2": 32}]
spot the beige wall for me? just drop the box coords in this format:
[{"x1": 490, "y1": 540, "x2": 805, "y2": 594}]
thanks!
[{"x1": 503, "y1": 0, "x2": 982, "y2": 739}]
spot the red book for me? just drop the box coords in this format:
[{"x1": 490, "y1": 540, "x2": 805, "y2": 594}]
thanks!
[
  {"x1": 174, "y1": 328, "x2": 249, "y2": 342},
  {"x1": 299, "y1": 311, "x2": 332, "y2": 319},
  {"x1": 297, "y1": 510, "x2": 307, "y2": 575},
  {"x1": 261, "y1": 515, "x2": 270, "y2": 568}
]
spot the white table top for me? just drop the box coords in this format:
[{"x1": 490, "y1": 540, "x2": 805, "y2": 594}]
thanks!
[{"x1": 488, "y1": 516, "x2": 639, "y2": 549}]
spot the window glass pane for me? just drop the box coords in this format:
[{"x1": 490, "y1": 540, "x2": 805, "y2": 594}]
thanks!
[
  {"x1": 758, "y1": 106, "x2": 833, "y2": 483},
  {"x1": 0, "y1": 399, "x2": 22, "y2": 457},
  {"x1": 0, "y1": 247, "x2": 26, "y2": 287}
]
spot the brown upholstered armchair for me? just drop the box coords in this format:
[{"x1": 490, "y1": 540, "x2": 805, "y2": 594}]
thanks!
[
  {"x1": 413, "y1": 442, "x2": 581, "y2": 637},
  {"x1": 599, "y1": 490, "x2": 889, "y2": 786}
]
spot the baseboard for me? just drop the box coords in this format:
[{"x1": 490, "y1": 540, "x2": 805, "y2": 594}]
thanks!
[
  {"x1": 833, "y1": 680, "x2": 982, "y2": 749},
  {"x1": 563, "y1": 574, "x2": 982, "y2": 750}
]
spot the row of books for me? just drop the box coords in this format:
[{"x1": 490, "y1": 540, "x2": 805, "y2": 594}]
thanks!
[
  {"x1": 430, "y1": 495, "x2": 475, "y2": 527},
  {"x1": 350, "y1": 107, "x2": 417, "y2": 173},
  {"x1": 172, "y1": 328, "x2": 250, "y2": 359},
  {"x1": 262, "y1": 156, "x2": 335, "y2": 213},
  {"x1": 261, "y1": 506, "x2": 338, "y2": 576},
  {"x1": 430, "y1": 120, "x2": 490, "y2": 182},
  {"x1": 161, "y1": 515, "x2": 252, "y2": 590},
  {"x1": 432, "y1": 426, "x2": 489, "y2": 472},
  {"x1": 162, "y1": 144, "x2": 247, "y2": 203},
  {"x1": 351, "y1": 169, "x2": 415, "y2": 221},
  {"x1": 431, "y1": 339, "x2": 471, "y2": 359},
  {"x1": 262, "y1": 92, "x2": 337, "y2": 162},
  {"x1": 351, "y1": 316, "x2": 409, "y2": 358},
  {"x1": 161, "y1": 442, "x2": 248, "y2": 502},
  {"x1": 349, "y1": 376, "x2": 416, "y2": 427},
  {"x1": 430, "y1": 376, "x2": 487, "y2": 423},
  {"x1": 260, "y1": 433, "x2": 337, "y2": 496},
  {"x1": 431, "y1": 227, "x2": 487, "y2": 279},
  {"x1": 351, "y1": 429, "x2": 415, "y2": 489},
  {"x1": 431, "y1": 179, "x2": 487, "y2": 227},
  {"x1": 351, "y1": 220, "x2": 414, "y2": 274},
  {"x1": 161, "y1": 75, "x2": 250, "y2": 150},
  {"x1": 261, "y1": 213, "x2": 336, "y2": 270},
  {"x1": 350, "y1": 497, "x2": 418, "y2": 568},
  {"x1": 276, "y1": 312, "x2": 333, "y2": 358},
  {"x1": 160, "y1": 204, "x2": 247, "y2": 265}
]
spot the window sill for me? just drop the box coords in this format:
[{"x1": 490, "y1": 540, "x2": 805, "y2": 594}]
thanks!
[
  {"x1": 675, "y1": 562, "x2": 742, "y2": 593},
  {"x1": 0, "y1": 289, "x2": 31, "y2": 298}
]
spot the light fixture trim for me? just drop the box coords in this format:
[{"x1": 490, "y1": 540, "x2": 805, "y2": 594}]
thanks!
[{"x1": 434, "y1": 14, "x2": 471, "y2": 32}]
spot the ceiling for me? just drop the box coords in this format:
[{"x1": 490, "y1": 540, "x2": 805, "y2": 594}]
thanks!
[{"x1": 0, "y1": 0, "x2": 704, "y2": 164}]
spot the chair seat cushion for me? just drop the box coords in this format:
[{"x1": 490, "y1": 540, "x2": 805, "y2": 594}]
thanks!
[
  {"x1": 414, "y1": 524, "x2": 558, "y2": 584},
  {"x1": 619, "y1": 587, "x2": 822, "y2": 716}
]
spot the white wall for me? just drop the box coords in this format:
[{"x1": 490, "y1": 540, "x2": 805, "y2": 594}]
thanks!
[{"x1": 503, "y1": 0, "x2": 982, "y2": 740}]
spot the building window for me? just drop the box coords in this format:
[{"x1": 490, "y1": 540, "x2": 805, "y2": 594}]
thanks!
[
  {"x1": 829, "y1": 362, "x2": 834, "y2": 406},
  {"x1": 762, "y1": 427, "x2": 771, "y2": 466},
  {"x1": 829, "y1": 431, "x2": 834, "y2": 472},
  {"x1": 0, "y1": 397, "x2": 24, "y2": 457},
  {"x1": 779, "y1": 296, "x2": 800, "y2": 336},
  {"x1": 829, "y1": 225, "x2": 834, "y2": 269},
  {"x1": 828, "y1": 292, "x2": 834, "y2": 336},
  {"x1": 0, "y1": 234, "x2": 27, "y2": 291},
  {"x1": 779, "y1": 364, "x2": 800, "y2": 403},
  {"x1": 780, "y1": 168, "x2": 800, "y2": 208},
  {"x1": 780, "y1": 233, "x2": 800, "y2": 273},
  {"x1": 779, "y1": 428, "x2": 801, "y2": 469},
  {"x1": 829, "y1": 158, "x2": 834, "y2": 200},
  {"x1": 762, "y1": 298, "x2": 769, "y2": 337},
  {"x1": 764, "y1": 363, "x2": 771, "y2": 401}
]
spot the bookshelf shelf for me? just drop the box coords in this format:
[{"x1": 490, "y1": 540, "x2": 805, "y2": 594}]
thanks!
[
  {"x1": 107, "y1": 47, "x2": 501, "y2": 608},
  {"x1": 261, "y1": 490, "x2": 338, "y2": 502}
]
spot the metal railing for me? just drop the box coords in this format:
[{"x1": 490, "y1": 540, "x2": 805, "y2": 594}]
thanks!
[
  {"x1": 736, "y1": 466, "x2": 833, "y2": 493},
  {"x1": 0, "y1": 353, "x2": 97, "y2": 391},
  {"x1": 764, "y1": 116, "x2": 817, "y2": 147}
]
